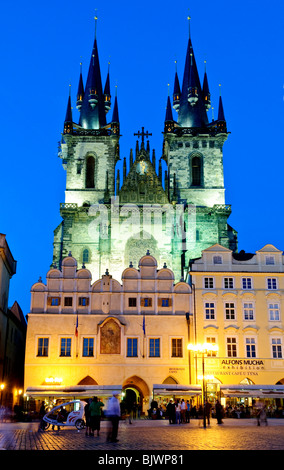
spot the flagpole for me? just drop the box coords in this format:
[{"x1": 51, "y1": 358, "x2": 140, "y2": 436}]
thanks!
[{"x1": 75, "y1": 314, "x2": 78, "y2": 358}]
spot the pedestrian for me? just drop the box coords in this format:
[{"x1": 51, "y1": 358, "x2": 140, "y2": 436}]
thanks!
[
  {"x1": 175, "y1": 399, "x2": 181, "y2": 424},
  {"x1": 256, "y1": 403, "x2": 268, "y2": 426},
  {"x1": 166, "y1": 400, "x2": 175, "y2": 424},
  {"x1": 84, "y1": 398, "x2": 92, "y2": 436},
  {"x1": 89, "y1": 396, "x2": 104, "y2": 436},
  {"x1": 181, "y1": 399, "x2": 186, "y2": 423},
  {"x1": 205, "y1": 400, "x2": 212, "y2": 425},
  {"x1": 215, "y1": 400, "x2": 224, "y2": 424},
  {"x1": 185, "y1": 400, "x2": 191, "y2": 423},
  {"x1": 38, "y1": 401, "x2": 46, "y2": 431},
  {"x1": 106, "y1": 393, "x2": 121, "y2": 442}
]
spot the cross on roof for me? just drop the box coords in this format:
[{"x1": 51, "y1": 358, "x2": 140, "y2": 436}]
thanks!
[{"x1": 134, "y1": 127, "x2": 152, "y2": 144}]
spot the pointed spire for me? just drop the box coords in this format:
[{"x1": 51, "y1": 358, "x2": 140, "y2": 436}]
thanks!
[
  {"x1": 64, "y1": 84, "x2": 73, "y2": 134},
  {"x1": 104, "y1": 61, "x2": 111, "y2": 113},
  {"x1": 165, "y1": 87, "x2": 173, "y2": 122},
  {"x1": 218, "y1": 84, "x2": 225, "y2": 121},
  {"x1": 202, "y1": 60, "x2": 211, "y2": 111},
  {"x1": 79, "y1": 15, "x2": 106, "y2": 130},
  {"x1": 76, "y1": 62, "x2": 84, "y2": 110},
  {"x1": 173, "y1": 61, "x2": 181, "y2": 111},
  {"x1": 177, "y1": 16, "x2": 209, "y2": 128},
  {"x1": 111, "y1": 85, "x2": 120, "y2": 135},
  {"x1": 111, "y1": 86, "x2": 119, "y2": 122}
]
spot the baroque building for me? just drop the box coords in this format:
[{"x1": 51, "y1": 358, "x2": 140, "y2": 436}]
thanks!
[{"x1": 52, "y1": 17, "x2": 237, "y2": 284}]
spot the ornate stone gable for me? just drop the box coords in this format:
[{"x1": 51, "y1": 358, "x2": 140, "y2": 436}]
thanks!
[{"x1": 119, "y1": 146, "x2": 169, "y2": 205}]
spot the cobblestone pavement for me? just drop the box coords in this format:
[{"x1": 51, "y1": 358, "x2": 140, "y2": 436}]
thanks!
[{"x1": 1, "y1": 418, "x2": 284, "y2": 454}]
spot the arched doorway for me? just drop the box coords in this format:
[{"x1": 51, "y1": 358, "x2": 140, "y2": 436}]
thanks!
[{"x1": 122, "y1": 376, "x2": 150, "y2": 417}]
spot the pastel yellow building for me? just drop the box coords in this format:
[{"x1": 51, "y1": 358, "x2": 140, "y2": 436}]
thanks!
[
  {"x1": 24, "y1": 253, "x2": 195, "y2": 412},
  {"x1": 189, "y1": 243, "x2": 284, "y2": 405}
]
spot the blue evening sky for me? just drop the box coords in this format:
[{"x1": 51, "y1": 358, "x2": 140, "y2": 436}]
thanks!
[{"x1": 1, "y1": 0, "x2": 283, "y2": 316}]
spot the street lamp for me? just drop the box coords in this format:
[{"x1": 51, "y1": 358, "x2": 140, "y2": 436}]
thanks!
[{"x1": 187, "y1": 343, "x2": 219, "y2": 428}]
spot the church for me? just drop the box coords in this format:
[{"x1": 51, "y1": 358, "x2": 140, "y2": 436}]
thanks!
[
  {"x1": 52, "y1": 15, "x2": 237, "y2": 284},
  {"x1": 24, "y1": 16, "x2": 284, "y2": 413}
]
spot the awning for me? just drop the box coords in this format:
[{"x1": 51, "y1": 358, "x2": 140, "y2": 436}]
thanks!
[
  {"x1": 25, "y1": 385, "x2": 122, "y2": 398},
  {"x1": 153, "y1": 384, "x2": 202, "y2": 397},
  {"x1": 220, "y1": 384, "x2": 284, "y2": 398}
]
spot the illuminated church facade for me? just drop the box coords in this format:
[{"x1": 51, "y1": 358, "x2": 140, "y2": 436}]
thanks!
[
  {"x1": 52, "y1": 16, "x2": 237, "y2": 284},
  {"x1": 24, "y1": 18, "x2": 284, "y2": 411}
]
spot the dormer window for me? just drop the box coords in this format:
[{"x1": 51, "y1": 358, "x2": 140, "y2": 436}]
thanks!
[
  {"x1": 213, "y1": 255, "x2": 222, "y2": 265},
  {"x1": 266, "y1": 256, "x2": 275, "y2": 265}
]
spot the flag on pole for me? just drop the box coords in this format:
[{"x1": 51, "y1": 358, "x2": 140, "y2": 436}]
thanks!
[
  {"x1": 75, "y1": 314, "x2": 78, "y2": 337},
  {"x1": 142, "y1": 315, "x2": 146, "y2": 336}
]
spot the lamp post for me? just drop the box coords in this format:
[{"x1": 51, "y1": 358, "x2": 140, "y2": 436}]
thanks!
[{"x1": 187, "y1": 343, "x2": 219, "y2": 428}]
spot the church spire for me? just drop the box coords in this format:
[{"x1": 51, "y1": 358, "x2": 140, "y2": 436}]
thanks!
[
  {"x1": 104, "y1": 62, "x2": 111, "y2": 113},
  {"x1": 202, "y1": 61, "x2": 211, "y2": 111},
  {"x1": 76, "y1": 62, "x2": 84, "y2": 111},
  {"x1": 173, "y1": 61, "x2": 181, "y2": 111},
  {"x1": 111, "y1": 85, "x2": 119, "y2": 135},
  {"x1": 79, "y1": 15, "x2": 107, "y2": 130},
  {"x1": 63, "y1": 85, "x2": 73, "y2": 134},
  {"x1": 177, "y1": 16, "x2": 209, "y2": 128}
]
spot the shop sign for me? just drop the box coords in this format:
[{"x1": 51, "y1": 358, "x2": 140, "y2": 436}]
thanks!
[{"x1": 206, "y1": 359, "x2": 265, "y2": 376}]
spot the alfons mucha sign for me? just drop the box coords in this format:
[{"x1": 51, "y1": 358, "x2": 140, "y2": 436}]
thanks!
[{"x1": 206, "y1": 358, "x2": 265, "y2": 377}]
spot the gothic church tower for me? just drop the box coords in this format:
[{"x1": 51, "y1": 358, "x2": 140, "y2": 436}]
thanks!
[
  {"x1": 53, "y1": 19, "x2": 120, "y2": 272},
  {"x1": 162, "y1": 18, "x2": 237, "y2": 274}
]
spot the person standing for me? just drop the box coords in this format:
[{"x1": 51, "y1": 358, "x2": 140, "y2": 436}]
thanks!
[
  {"x1": 185, "y1": 400, "x2": 191, "y2": 423},
  {"x1": 89, "y1": 396, "x2": 104, "y2": 437},
  {"x1": 215, "y1": 400, "x2": 224, "y2": 424},
  {"x1": 106, "y1": 393, "x2": 121, "y2": 442},
  {"x1": 205, "y1": 401, "x2": 212, "y2": 425},
  {"x1": 84, "y1": 398, "x2": 92, "y2": 436},
  {"x1": 166, "y1": 400, "x2": 175, "y2": 424},
  {"x1": 175, "y1": 399, "x2": 181, "y2": 424},
  {"x1": 180, "y1": 399, "x2": 186, "y2": 423}
]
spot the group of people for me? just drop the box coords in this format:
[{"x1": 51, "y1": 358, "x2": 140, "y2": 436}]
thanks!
[
  {"x1": 165, "y1": 398, "x2": 225, "y2": 425},
  {"x1": 84, "y1": 393, "x2": 121, "y2": 442},
  {"x1": 166, "y1": 399, "x2": 191, "y2": 424}
]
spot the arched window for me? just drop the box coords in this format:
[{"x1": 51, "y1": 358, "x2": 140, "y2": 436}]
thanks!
[
  {"x1": 82, "y1": 249, "x2": 89, "y2": 264},
  {"x1": 86, "y1": 156, "x2": 95, "y2": 188},
  {"x1": 191, "y1": 156, "x2": 202, "y2": 186}
]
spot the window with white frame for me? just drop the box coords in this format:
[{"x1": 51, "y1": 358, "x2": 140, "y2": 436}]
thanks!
[
  {"x1": 226, "y1": 337, "x2": 237, "y2": 357},
  {"x1": 83, "y1": 337, "x2": 94, "y2": 357},
  {"x1": 242, "y1": 277, "x2": 252, "y2": 290},
  {"x1": 224, "y1": 277, "x2": 234, "y2": 289},
  {"x1": 245, "y1": 337, "x2": 256, "y2": 358},
  {"x1": 243, "y1": 302, "x2": 254, "y2": 321},
  {"x1": 60, "y1": 338, "x2": 71, "y2": 357},
  {"x1": 272, "y1": 338, "x2": 282, "y2": 358},
  {"x1": 37, "y1": 337, "x2": 49, "y2": 357},
  {"x1": 149, "y1": 338, "x2": 160, "y2": 357},
  {"x1": 225, "y1": 302, "x2": 236, "y2": 320},
  {"x1": 127, "y1": 337, "x2": 138, "y2": 357},
  {"x1": 267, "y1": 278, "x2": 278, "y2": 290},
  {"x1": 171, "y1": 338, "x2": 183, "y2": 357},
  {"x1": 204, "y1": 277, "x2": 214, "y2": 289},
  {"x1": 204, "y1": 302, "x2": 216, "y2": 320},
  {"x1": 268, "y1": 303, "x2": 280, "y2": 321},
  {"x1": 213, "y1": 255, "x2": 222, "y2": 265}
]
